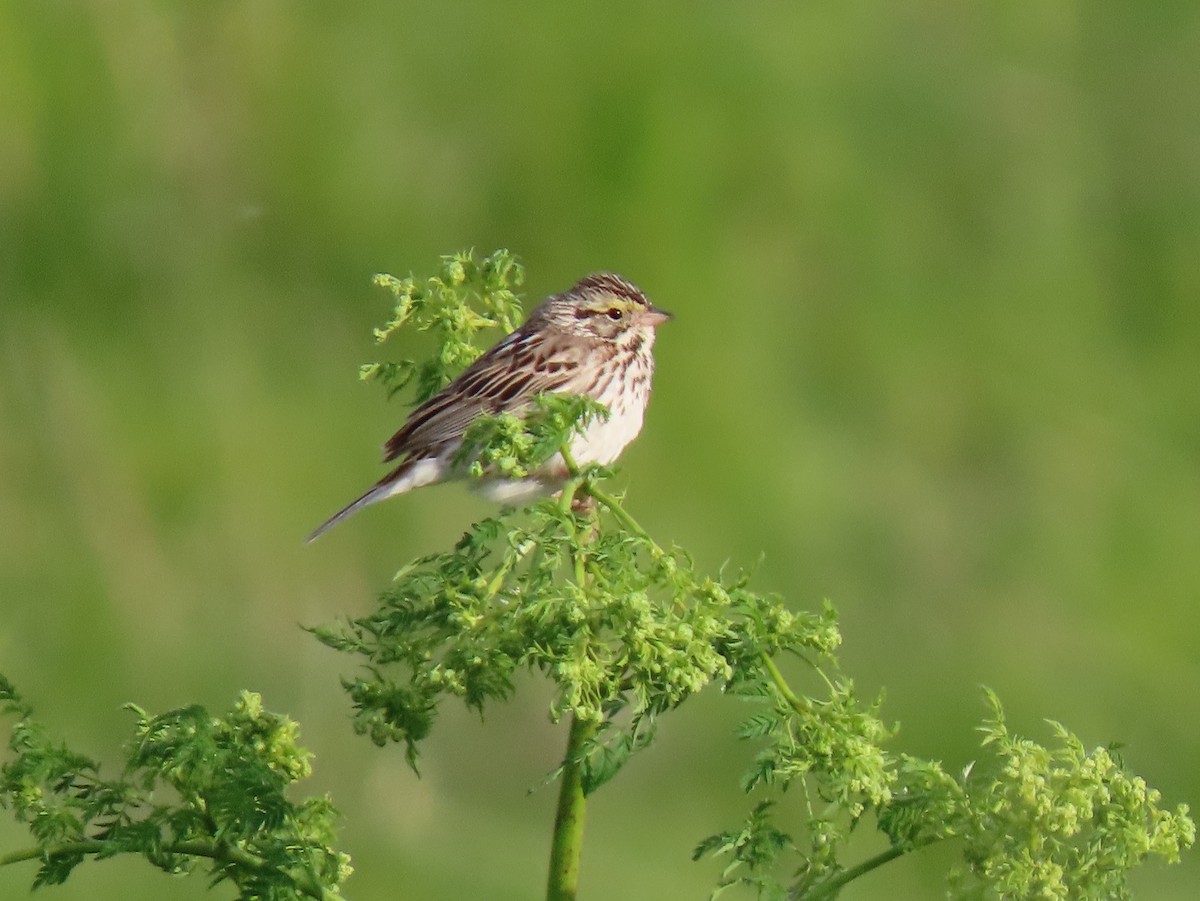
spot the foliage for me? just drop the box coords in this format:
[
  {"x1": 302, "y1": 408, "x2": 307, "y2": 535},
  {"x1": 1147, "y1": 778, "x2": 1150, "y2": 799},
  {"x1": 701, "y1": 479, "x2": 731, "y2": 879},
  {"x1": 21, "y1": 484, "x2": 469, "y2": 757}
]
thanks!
[
  {"x1": 315, "y1": 250, "x2": 843, "y2": 791},
  {"x1": 455, "y1": 393, "x2": 610, "y2": 482},
  {"x1": 0, "y1": 676, "x2": 350, "y2": 901},
  {"x1": 313, "y1": 477, "x2": 842, "y2": 782},
  {"x1": 4, "y1": 250, "x2": 1192, "y2": 901},
  {"x1": 947, "y1": 691, "x2": 1195, "y2": 898},
  {"x1": 316, "y1": 250, "x2": 1194, "y2": 899},
  {"x1": 359, "y1": 248, "x2": 525, "y2": 402},
  {"x1": 698, "y1": 682, "x2": 1194, "y2": 900}
]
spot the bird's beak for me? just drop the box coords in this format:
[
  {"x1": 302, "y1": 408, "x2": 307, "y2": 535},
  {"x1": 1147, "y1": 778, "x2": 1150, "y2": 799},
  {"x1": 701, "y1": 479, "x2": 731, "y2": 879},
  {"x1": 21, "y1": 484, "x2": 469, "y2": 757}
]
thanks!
[{"x1": 641, "y1": 305, "x2": 673, "y2": 327}]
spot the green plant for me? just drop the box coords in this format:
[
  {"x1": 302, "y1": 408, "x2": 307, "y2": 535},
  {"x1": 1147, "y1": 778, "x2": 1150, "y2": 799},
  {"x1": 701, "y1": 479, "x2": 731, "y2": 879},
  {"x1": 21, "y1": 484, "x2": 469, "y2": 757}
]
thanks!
[
  {"x1": 320, "y1": 250, "x2": 1194, "y2": 900},
  {"x1": 3, "y1": 250, "x2": 1193, "y2": 900},
  {"x1": 0, "y1": 676, "x2": 348, "y2": 900}
]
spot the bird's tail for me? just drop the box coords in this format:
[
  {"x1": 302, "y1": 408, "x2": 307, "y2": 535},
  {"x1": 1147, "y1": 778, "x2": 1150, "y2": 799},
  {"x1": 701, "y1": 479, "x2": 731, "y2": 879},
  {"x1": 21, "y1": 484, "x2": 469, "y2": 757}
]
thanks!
[
  {"x1": 306, "y1": 482, "x2": 390, "y2": 543},
  {"x1": 306, "y1": 458, "x2": 438, "y2": 543}
]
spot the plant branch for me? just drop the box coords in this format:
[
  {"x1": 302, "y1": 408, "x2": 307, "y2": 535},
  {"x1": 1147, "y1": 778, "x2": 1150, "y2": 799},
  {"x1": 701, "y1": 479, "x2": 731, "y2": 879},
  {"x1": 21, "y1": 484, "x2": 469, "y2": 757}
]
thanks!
[
  {"x1": 0, "y1": 838, "x2": 348, "y2": 901},
  {"x1": 545, "y1": 713, "x2": 601, "y2": 901},
  {"x1": 543, "y1": 441, "x2": 604, "y2": 899},
  {"x1": 559, "y1": 443, "x2": 582, "y2": 479},
  {"x1": 761, "y1": 652, "x2": 812, "y2": 715},
  {"x1": 581, "y1": 482, "x2": 664, "y2": 558},
  {"x1": 559, "y1": 434, "x2": 662, "y2": 559},
  {"x1": 797, "y1": 837, "x2": 941, "y2": 900},
  {"x1": 485, "y1": 537, "x2": 535, "y2": 598}
]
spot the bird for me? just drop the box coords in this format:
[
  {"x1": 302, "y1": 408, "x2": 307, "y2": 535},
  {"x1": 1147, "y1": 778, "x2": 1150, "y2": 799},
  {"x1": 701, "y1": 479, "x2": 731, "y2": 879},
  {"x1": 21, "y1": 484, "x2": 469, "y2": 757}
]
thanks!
[{"x1": 307, "y1": 272, "x2": 671, "y2": 541}]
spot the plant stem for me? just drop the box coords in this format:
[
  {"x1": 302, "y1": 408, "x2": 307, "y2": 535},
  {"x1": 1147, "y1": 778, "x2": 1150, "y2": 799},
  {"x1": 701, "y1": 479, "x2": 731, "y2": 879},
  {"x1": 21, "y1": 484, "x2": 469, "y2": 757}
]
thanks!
[
  {"x1": 559, "y1": 443, "x2": 582, "y2": 479},
  {"x1": 761, "y1": 652, "x2": 813, "y2": 715},
  {"x1": 558, "y1": 440, "x2": 663, "y2": 560},
  {"x1": 758, "y1": 647, "x2": 944, "y2": 898},
  {"x1": 797, "y1": 837, "x2": 941, "y2": 900},
  {"x1": 0, "y1": 839, "x2": 347, "y2": 901},
  {"x1": 485, "y1": 537, "x2": 535, "y2": 598},
  {"x1": 557, "y1": 473, "x2": 587, "y2": 585},
  {"x1": 584, "y1": 484, "x2": 662, "y2": 553},
  {"x1": 546, "y1": 713, "x2": 600, "y2": 901},
  {"x1": 545, "y1": 442, "x2": 600, "y2": 900}
]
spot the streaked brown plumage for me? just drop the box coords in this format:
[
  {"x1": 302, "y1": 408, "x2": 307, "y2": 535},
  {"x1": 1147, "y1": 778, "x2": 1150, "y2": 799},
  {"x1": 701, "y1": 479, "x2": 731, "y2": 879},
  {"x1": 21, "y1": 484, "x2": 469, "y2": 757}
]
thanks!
[{"x1": 308, "y1": 273, "x2": 670, "y2": 541}]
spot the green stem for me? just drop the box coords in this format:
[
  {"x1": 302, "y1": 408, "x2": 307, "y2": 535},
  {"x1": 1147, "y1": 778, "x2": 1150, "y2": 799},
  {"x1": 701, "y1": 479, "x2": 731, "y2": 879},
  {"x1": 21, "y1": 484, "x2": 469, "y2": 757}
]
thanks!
[
  {"x1": 557, "y1": 438, "x2": 661, "y2": 560},
  {"x1": 559, "y1": 443, "x2": 582, "y2": 479},
  {"x1": 556, "y1": 475, "x2": 587, "y2": 586},
  {"x1": 761, "y1": 652, "x2": 812, "y2": 715},
  {"x1": 0, "y1": 839, "x2": 346, "y2": 901},
  {"x1": 797, "y1": 837, "x2": 942, "y2": 900},
  {"x1": 546, "y1": 713, "x2": 601, "y2": 901},
  {"x1": 485, "y1": 537, "x2": 535, "y2": 598},
  {"x1": 759, "y1": 652, "x2": 942, "y2": 899},
  {"x1": 545, "y1": 440, "x2": 601, "y2": 899},
  {"x1": 583, "y1": 483, "x2": 664, "y2": 558}
]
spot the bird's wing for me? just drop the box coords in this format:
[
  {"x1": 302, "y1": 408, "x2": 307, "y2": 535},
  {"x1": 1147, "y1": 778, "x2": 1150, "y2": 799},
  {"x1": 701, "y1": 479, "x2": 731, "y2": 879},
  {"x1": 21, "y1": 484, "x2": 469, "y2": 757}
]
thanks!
[{"x1": 382, "y1": 331, "x2": 585, "y2": 463}]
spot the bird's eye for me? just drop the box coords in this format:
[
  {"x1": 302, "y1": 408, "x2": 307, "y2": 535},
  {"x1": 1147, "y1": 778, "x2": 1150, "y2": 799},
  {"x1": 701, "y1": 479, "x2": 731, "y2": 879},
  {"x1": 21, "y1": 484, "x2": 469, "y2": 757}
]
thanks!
[{"x1": 606, "y1": 308, "x2": 623, "y2": 321}]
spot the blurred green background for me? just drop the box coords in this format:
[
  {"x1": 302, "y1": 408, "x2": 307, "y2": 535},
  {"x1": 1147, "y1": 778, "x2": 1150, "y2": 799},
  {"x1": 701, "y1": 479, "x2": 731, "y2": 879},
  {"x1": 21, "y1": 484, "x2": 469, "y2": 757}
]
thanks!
[{"x1": 2, "y1": 2, "x2": 1198, "y2": 898}]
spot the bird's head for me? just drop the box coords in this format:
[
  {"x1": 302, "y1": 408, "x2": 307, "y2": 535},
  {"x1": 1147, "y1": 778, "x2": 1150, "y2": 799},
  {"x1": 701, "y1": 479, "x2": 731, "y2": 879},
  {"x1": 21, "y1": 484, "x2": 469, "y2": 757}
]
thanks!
[{"x1": 537, "y1": 273, "x2": 672, "y2": 345}]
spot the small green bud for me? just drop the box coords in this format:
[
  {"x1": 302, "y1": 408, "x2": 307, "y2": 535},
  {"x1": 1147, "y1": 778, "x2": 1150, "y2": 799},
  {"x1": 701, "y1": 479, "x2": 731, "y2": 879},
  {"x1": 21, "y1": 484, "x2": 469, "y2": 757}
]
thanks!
[{"x1": 443, "y1": 257, "x2": 466, "y2": 286}]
